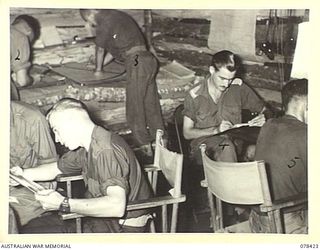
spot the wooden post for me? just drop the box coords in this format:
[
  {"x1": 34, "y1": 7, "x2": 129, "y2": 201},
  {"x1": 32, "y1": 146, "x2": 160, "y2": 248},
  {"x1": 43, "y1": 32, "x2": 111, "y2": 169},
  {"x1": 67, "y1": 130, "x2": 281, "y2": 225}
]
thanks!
[
  {"x1": 162, "y1": 205, "x2": 168, "y2": 233},
  {"x1": 207, "y1": 190, "x2": 216, "y2": 232},
  {"x1": 217, "y1": 198, "x2": 224, "y2": 229},
  {"x1": 144, "y1": 9, "x2": 158, "y2": 58},
  {"x1": 144, "y1": 9, "x2": 153, "y2": 49},
  {"x1": 170, "y1": 203, "x2": 179, "y2": 233}
]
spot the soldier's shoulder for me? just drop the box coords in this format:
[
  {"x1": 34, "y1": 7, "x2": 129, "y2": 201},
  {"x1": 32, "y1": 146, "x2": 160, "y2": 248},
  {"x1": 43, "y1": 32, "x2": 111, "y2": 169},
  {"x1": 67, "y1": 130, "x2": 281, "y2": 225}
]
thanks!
[
  {"x1": 189, "y1": 84, "x2": 203, "y2": 99},
  {"x1": 231, "y1": 78, "x2": 243, "y2": 86}
]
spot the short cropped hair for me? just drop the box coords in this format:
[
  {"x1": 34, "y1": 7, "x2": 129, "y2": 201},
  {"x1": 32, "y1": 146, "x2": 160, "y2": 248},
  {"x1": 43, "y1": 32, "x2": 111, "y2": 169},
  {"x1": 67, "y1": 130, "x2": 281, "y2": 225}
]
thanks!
[
  {"x1": 12, "y1": 15, "x2": 40, "y2": 42},
  {"x1": 211, "y1": 50, "x2": 240, "y2": 72},
  {"x1": 46, "y1": 98, "x2": 88, "y2": 122},
  {"x1": 282, "y1": 78, "x2": 308, "y2": 111}
]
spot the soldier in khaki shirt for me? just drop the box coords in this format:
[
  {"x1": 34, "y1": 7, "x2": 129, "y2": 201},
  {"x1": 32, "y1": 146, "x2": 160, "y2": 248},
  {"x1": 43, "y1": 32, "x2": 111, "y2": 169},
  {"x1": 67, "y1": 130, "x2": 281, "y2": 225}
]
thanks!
[
  {"x1": 182, "y1": 50, "x2": 266, "y2": 164},
  {"x1": 10, "y1": 15, "x2": 40, "y2": 100}
]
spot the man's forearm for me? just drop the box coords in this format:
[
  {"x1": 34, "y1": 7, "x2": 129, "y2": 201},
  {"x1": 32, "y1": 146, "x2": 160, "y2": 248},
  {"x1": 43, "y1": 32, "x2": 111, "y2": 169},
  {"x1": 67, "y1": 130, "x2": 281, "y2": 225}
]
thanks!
[
  {"x1": 183, "y1": 126, "x2": 219, "y2": 140},
  {"x1": 35, "y1": 186, "x2": 126, "y2": 218},
  {"x1": 68, "y1": 186, "x2": 126, "y2": 218},
  {"x1": 23, "y1": 162, "x2": 61, "y2": 182},
  {"x1": 69, "y1": 195, "x2": 125, "y2": 218}
]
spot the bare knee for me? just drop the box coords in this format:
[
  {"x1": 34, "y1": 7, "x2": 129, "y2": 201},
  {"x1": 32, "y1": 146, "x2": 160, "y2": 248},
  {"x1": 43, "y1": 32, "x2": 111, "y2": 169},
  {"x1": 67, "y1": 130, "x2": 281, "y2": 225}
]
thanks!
[
  {"x1": 214, "y1": 138, "x2": 237, "y2": 162},
  {"x1": 243, "y1": 144, "x2": 256, "y2": 162}
]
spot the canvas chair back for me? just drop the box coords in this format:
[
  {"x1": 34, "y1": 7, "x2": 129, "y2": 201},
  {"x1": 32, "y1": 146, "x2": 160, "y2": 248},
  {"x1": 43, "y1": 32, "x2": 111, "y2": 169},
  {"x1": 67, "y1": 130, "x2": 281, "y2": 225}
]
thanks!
[
  {"x1": 153, "y1": 130, "x2": 183, "y2": 198},
  {"x1": 198, "y1": 144, "x2": 310, "y2": 233},
  {"x1": 200, "y1": 144, "x2": 272, "y2": 206}
]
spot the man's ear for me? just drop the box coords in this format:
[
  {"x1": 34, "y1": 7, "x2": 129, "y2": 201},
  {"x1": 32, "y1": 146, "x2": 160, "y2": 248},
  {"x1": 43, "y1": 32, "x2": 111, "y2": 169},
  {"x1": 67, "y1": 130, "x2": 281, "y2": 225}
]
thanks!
[{"x1": 209, "y1": 66, "x2": 216, "y2": 75}]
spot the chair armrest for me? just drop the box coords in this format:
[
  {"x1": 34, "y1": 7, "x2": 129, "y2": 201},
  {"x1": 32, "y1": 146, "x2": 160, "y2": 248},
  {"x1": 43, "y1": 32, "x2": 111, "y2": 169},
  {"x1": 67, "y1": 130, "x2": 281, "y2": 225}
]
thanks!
[
  {"x1": 127, "y1": 194, "x2": 186, "y2": 211},
  {"x1": 143, "y1": 164, "x2": 160, "y2": 172},
  {"x1": 56, "y1": 173, "x2": 83, "y2": 182},
  {"x1": 260, "y1": 192, "x2": 307, "y2": 212},
  {"x1": 60, "y1": 194, "x2": 187, "y2": 221},
  {"x1": 60, "y1": 212, "x2": 84, "y2": 220},
  {"x1": 200, "y1": 179, "x2": 208, "y2": 188}
]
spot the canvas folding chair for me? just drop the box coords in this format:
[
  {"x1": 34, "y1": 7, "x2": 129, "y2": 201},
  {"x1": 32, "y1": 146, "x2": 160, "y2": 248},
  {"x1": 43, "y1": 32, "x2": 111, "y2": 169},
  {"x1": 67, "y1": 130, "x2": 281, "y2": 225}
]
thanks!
[
  {"x1": 57, "y1": 129, "x2": 186, "y2": 233},
  {"x1": 200, "y1": 144, "x2": 307, "y2": 233},
  {"x1": 172, "y1": 104, "x2": 204, "y2": 224}
]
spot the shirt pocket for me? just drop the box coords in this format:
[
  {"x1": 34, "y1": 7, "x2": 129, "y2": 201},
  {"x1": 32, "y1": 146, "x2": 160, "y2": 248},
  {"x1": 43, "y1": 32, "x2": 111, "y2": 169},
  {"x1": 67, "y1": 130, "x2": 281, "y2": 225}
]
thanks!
[
  {"x1": 220, "y1": 104, "x2": 241, "y2": 124},
  {"x1": 195, "y1": 107, "x2": 218, "y2": 128},
  {"x1": 196, "y1": 104, "x2": 215, "y2": 121},
  {"x1": 196, "y1": 110, "x2": 209, "y2": 121}
]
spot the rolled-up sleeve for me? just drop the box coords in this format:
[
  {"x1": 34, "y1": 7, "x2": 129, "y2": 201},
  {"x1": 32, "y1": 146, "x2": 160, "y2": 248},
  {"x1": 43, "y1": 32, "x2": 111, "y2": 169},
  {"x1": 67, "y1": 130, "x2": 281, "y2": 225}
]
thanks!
[
  {"x1": 11, "y1": 30, "x2": 31, "y2": 72},
  {"x1": 96, "y1": 149, "x2": 130, "y2": 196},
  {"x1": 182, "y1": 94, "x2": 196, "y2": 121},
  {"x1": 240, "y1": 84, "x2": 264, "y2": 112}
]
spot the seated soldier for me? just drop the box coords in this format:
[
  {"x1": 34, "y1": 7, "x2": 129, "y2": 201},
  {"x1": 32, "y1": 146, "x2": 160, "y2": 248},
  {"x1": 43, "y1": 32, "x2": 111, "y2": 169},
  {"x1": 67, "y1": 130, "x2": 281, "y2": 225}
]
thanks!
[
  {"x1": 182, "y1": 50, "x2": 266, "y2": 224},
  {"x1": 11, "y1": 98, "x2": 153, "y2": 233},
  {"x1": 182, "y1": 50, "x2": 266, "y2": 167},
  {"x1": 250, "y1": 78, "x2": 308, "y2": 234},
  {"x1": 9, "y1": 101, "x2": 58, "y2": 232}
]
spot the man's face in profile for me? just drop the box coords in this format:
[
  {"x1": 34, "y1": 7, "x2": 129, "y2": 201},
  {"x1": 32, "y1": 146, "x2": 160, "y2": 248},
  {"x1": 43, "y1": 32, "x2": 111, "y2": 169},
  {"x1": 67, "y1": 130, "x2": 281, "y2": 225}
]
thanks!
[{"x1": 209, "y1": 66, "x2": 236, "y2": 92}]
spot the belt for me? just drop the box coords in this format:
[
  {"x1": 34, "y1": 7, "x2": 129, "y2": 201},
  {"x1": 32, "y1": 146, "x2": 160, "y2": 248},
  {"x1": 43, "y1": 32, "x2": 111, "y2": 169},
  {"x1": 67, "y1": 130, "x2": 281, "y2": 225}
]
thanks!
[
  {"x1": 125, "y1": 45, "x2": 147, "y2": 55},
  {"x1": 119, "y1": 214, "x2": 152, "y2": 227}
]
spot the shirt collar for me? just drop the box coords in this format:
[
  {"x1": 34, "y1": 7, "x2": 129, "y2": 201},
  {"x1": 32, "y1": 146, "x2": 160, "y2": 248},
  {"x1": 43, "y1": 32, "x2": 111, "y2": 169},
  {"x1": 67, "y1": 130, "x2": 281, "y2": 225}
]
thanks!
[
  {"x1": 195, "y1": 76, "x2": 211, "y2": 99},
  {"x1": 196, "y1": 75, "x2": 232, "y2": 100}
]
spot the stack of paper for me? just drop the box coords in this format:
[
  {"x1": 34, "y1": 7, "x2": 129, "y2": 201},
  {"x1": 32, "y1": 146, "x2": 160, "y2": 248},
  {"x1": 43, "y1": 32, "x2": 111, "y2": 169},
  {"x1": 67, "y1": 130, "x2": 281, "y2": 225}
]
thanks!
[
  {"x1": 39, "y1": 26, "x2": 64, "y2": 47},
  {"x1": 161, "y1": 60, "x2": 196, "y2": 80}
]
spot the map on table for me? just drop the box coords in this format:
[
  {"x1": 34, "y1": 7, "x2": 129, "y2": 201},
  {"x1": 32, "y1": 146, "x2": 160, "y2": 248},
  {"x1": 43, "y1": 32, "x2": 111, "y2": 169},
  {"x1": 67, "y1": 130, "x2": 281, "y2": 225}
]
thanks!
[{"x1": 51, "y1": 61, "x2": 126, "y2": 85}]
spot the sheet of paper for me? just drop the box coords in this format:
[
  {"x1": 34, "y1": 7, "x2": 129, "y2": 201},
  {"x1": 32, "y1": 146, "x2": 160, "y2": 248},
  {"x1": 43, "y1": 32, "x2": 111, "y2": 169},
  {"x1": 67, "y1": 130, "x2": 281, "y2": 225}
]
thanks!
[
  {"x1": 232, "y1": 123, "x2": 250, "y2": 128},
  {"x1": 40, "y1": 26, "x2": 63, "y2": 47},
  {"x1": 161, "y1": 60, "x2": 195, "y2": 79},
  {"x1": 9, "y1": 174, "x2": 45, "y2": 193}
]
